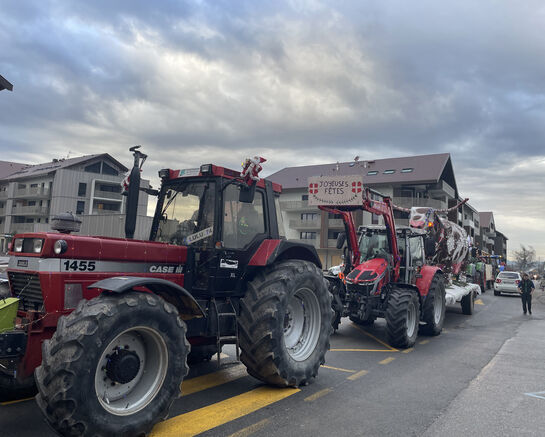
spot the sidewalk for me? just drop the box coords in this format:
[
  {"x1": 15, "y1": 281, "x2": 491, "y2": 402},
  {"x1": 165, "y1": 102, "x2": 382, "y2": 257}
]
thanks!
[{"x1": 424, "y1": 289, "x2": 545, "y2": 436}]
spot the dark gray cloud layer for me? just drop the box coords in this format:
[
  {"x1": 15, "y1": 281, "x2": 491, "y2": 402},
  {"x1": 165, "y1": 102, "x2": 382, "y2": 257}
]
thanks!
[{"x1": 1, "y1": 0, "x2": 544, "y2": 256}]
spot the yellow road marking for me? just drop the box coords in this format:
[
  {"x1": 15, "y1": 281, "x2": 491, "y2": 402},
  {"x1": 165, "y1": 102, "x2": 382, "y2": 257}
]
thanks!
[
  {"x1": 475, "y1": 299, "x2": 484, "y2": 305},
  {"x1": 181, "y1": 364, "x2": 247, "y2": 396},
  {"x1": 419, "y1": 340, "x2": 430, "y2": 345},
  {"x1": 304, "y1": 388, "x2": 333, "y2": 402},
  {"x1": 350, "y1": 324, "x2": 399, "y2": 351},
  {"x1": 228, "y1": 418, "x2": 270, "y2": 437},
  {"x1": 331, "y1": 348, "x2": 397, "y2": 352},
  {"x1": 320, "y1": 365, "x2": 356, "y2": 373},
  {"x1": 442, "y1": 329, "x2": 450, "y2": 333},
  {"x1": 401, "y1": 348, "x2": 414, "y2": 354},
  {"x1": 0, "y1": 396, "x2": 34, "y2": 406},
  {"x1": 151, "y1": 386, "x2": 300, "y2": 437},
  {"x1": 379, "y1": 357, "x2": 396, "y2": 365},
  {"x1": 347, "y1": 369, "x2": 369, "y2": 380}
]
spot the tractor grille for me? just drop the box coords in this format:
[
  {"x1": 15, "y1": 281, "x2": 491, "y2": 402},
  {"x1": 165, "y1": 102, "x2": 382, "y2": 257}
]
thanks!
[{"x1": 8, "y1": 272, "x2": 44, "y2": 312}]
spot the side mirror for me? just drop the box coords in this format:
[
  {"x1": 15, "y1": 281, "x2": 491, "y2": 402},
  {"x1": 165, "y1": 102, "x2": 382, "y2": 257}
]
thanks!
[
  {"x1": 239, "y1": 184, "x2": 256, "y2": 203},
  {"x1": 336, "y1": 232, "x2": 346, "y2": 249},
  {"x1": 424, "y1": 238, "x2": 435, "y2": 258}
]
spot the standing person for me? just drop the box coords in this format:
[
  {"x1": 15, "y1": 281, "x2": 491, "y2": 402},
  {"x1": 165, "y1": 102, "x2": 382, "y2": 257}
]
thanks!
[{"x1": 518, "y1": 273, "x2": 535, "y2": 315}]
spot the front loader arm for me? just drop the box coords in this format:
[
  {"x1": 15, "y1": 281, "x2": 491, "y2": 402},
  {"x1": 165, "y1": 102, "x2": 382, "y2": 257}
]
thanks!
[{"x1": 319, "y1": 206, "x2": 360, "y2": 268}]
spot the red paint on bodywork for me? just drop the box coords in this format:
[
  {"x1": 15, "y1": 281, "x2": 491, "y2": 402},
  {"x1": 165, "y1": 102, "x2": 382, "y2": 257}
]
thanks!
[
  {"x1": 248, "y1": 239, "x2": 281, "y2": 266},
  {"x1": 415, "y1": 265, "x2": 441, "y2": 297}
]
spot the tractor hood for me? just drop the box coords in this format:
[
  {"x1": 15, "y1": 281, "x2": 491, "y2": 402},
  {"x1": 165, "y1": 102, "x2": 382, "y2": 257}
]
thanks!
[{"x1": 345, "y1": 257, "x2": 388, "y2": 285}]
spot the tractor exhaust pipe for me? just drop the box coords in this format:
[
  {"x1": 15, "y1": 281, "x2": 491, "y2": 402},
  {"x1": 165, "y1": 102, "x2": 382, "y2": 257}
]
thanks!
[{"x1": 124, "y1": 146, "x2": 147, "y2": 239}]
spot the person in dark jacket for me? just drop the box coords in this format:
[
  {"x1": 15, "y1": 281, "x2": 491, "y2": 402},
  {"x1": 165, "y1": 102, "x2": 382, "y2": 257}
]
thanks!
[{"x1": 518, "y1": 273, "x2": 535, "y2": 315}]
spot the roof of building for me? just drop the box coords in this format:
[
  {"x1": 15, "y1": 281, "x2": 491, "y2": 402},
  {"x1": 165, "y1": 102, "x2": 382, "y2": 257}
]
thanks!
[
  {"x1": 496, "y1": 230, "x2": 508, "y2": 240},
  {"x1": 1, "y1": 153, "x2": 128, "y2": 181},
  {"x1": 268, "y1": 153, "x2": 455, "y2": 191},
  {"x1": 479, "y1": 211, "x2": 494, "y2": 227},
  {"x1": 0, "y1": 160, "x2": 29, "y2": 179},
  {"x1": 0, "y1": 74, "x2": 13, "y2": 92}
]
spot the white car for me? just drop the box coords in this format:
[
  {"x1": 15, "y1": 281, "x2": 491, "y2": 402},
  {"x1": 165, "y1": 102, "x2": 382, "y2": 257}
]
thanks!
[{"x1": 494, "y1": 271, "x2": 522, "y2": 296}]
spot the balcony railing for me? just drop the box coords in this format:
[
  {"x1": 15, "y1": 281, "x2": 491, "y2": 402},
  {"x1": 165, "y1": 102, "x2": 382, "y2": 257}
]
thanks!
[
  {"x1": 289, "y1": 219, "x2": 320, "y2": 229},
  {"x1": 391, "y1": 196, "x2": 447, "y2": 211},
  {"x1": 10, "y1": 223, "x2": 37, "y2": 233},
  {"x1": 94, "y1": 190, "x2": 123, "y2": 200},
  {"x1": 280, "y1": 200, "x2": 314, "y2": 211},
  {"x1": 11, "y1": 206, "x2": 49, "y2": 215},
  {"x1": 462, "y1": 218, "x2": 475, "y2": 228},
  {"x1": 14, "y1": 187, "x2": 50, "y2": 198},
  {"x1": 327, "y1": 239, "x2": 339, "y2": 248},
  {"x1": 0, "y1": 191, "x2": 7, "y2": 199},
  {"x1": 92, "y1": 208, "x2": 122, "y2": 215}
]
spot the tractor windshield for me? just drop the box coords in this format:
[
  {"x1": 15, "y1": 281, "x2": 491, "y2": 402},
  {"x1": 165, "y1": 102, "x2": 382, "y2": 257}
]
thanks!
[
  {"x1": 358, "y1": 231, "x2": 390, "y2": 263},
  {"x1": 156, "y1": 181, "x2": 215, "y2": 247}
]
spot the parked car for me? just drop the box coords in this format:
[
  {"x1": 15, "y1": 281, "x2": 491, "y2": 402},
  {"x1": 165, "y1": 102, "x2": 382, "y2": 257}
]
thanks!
[{"x1": 494, "y1": 271, "x2": 522, "y2": 296}]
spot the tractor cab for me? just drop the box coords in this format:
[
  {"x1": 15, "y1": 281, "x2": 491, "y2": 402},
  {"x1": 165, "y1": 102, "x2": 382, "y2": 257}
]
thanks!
[{"x1": 149, "y1": 164, "x2": 284, "y2": 297}]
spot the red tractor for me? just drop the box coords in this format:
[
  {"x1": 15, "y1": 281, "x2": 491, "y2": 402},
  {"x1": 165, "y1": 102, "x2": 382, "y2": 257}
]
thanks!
[
  {"x1": 0, "y1": 148, "x2": 332, "y2": 436},
  {"x1": 322, "y1": 187, "x2": 445, "y2": 348}
]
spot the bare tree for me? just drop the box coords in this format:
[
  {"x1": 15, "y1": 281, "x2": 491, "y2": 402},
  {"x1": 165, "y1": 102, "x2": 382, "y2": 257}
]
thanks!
[{"x1": 513, "y1": 245, "x2": 536, "y2": 273}]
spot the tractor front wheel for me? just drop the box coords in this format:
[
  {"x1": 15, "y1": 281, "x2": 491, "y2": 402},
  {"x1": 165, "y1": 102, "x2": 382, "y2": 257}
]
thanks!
[
  {"x1": 35, "y1": 292, "x2": 189, "y2": 437},
  {"x1": 421, "y1": 273, "x2": 446, "y2": 336},
  {"x1": 239, "y1": 260, "x2": 332, "y2": 387},
  {"x1": 385, "y1": 288, "x2": 420, "y2": 348},
  {"x1": 461, "y1": 290, "x2": 475, "y2": 315}
]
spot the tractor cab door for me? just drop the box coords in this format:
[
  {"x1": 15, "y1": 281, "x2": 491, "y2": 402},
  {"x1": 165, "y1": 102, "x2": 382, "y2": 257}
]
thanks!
[
  {"x1": 215, "y1": 183, "x2": 268, "y2": 294},
  {"x1": 407, "y1": 235, "x2": 425, "y2": 284}
]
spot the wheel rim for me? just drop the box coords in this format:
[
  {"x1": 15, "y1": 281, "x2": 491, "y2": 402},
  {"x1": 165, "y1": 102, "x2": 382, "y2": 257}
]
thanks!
[
  {"x1": 433, "y1": 286, "x2": 444, "y2": 324},
  {"x1": 283, "y1": 287, "x2": 321, "y2": 361},
  {"x1": 94, "y1": 326, "x2": 168, "y2": 416},
  {"x1": 406, "y1": 300, "x2": 417, "y2": 338}
]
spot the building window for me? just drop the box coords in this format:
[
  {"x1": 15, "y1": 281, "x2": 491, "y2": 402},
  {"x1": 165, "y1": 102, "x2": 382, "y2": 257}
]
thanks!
[
  {"x1": 30, "y1": 183, "x2": 38, "y2": 188},
  {"x1": 102, "y1": 162, "x2": 119, "y2": 176},
  {"x1": 98, "y1": 184, "x2": 121, "y2": 193},
  {"x1": 328, "y1": 212, "x2": 343, "y2": 219},
  {"x1": 28, "y1": 201, "x2": 36, "y2": 206},
  {"x1": 302, "y1": 194, "x2": 309, "y2": 201},
  {"x1": 328, "y1": 230, "x2": 341, "y2": 240},
  {"x1": 85, "y1": 162, "x2": 101, "y2": 173},
  {"x1": 96, "y1": 202, "x2": 120, "y2": 212},
  {"x1": 76, "y1": 201, "x2": 85, "y2": 215},
  {"x1": 383, "y1": 169, "x2": 396, "y2": 174},
  {"x1": 300, "y1": 232, "x2": 317, "y2": 240},
  {"x1": 301, "y1": 213, "x2": 318, "y2": 221},
  {"x1": 367, "y1": 171, "x2": 378, "y2": 175},
  {"x1": 46, "y1": 218, "x2": 49, "y2": 223},
  {"x1": 78, "y1": 183, "x2": 87, "y2": 196},
  {"x1": 401, "y1": 168, "x2": 413, "y2": 173},
  {"x1": 18, "y1": 184, "x2": 26, "y2": 189}
]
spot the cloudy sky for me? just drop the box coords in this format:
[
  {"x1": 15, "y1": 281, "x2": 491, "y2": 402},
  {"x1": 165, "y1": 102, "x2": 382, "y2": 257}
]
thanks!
[{"x1": 1, "y1": 0, "x2": 544, "y2": 259}]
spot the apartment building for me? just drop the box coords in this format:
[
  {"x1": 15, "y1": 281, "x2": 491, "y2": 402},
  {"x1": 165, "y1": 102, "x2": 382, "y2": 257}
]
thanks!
[
  {"x1": 0, "y1": 154, "x2": 149, "y2": 251},
  {"x1": 268, "y1": 153, "x2": 461, "y2": 268}
]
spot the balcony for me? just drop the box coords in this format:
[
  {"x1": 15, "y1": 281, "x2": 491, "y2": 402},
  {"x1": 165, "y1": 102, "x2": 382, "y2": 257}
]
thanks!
[
  {"x1": 427, "y1": 180, "x2": 455, "y2": 199},
  {"x1": 0, "y1": 191, "x2": 7, "y2": 199},
  {"x1": 391, "y1": 196, "x2": 447, "y2": 211},
  {"x1": 94, "y1": 190, "x2": 123, "y2": 200},
  {"x1": 328, "y1": 219, "x2": 344, "y2": 228},
  {"x1": 0, "y1": 206, "x2": 5, "y2": 216},
  {"x1": 14, "y1": 187, "x2": 50, "y2": 198},
  {"x1": 327, "y1": 239, "x2": 340, "y2": 248},
  {"x1": 92, "y1": 208, "x2": 122, "y2": 215},
  {"x1": 462, "y1": 218, "x2": 475, "y2": 228},
  {"x1": 12, "y1": 205, "x2": 49, "y2": 216},
  {"x1": 289, "y1": 219, "x2": 320, "y2": 230},
  {"x1": 280, "y1": 200, "x2": 314, "y2": 211},
  {"x1": 10, "y1": 223, "x2": 37, "y2": 233},
  {"x1": 287, "y1": 238, "x2": 319, "y2": 249}
]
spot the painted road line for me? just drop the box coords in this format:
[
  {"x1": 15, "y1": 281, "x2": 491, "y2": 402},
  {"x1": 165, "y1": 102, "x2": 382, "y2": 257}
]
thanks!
[
  {"x1": 442, "y1": 329, "x2": 450, "y2": 333},
  {"x1": 331, "y1": 348, "x2": 398, "y2": 352},
  {"x1": 320, "y1": 365, "x2": 356, "y2": 373},
  {"x1": 0, "y1": 396, "x2": 34, "y2": 406},
  {"x1": 419, "y1": 340, "x2": 430, "y2": 345},
  {"x1": 228, "y1": 418, "x2": 271, "y2": 437},
  {"x1": 347, "y1": 369, "x2": 369, "y2": 380},
  {"x1": 151, "y1": 386, "x2": 300, "y2": 437},
  {"x1": 401, "y1": 347, "x2": 414, "y2": 354},
  {"x1": 305, "y1": 388, "x2": 333, "y2": 402},
  {"x1": 379, "y1": 357, "x2": 396, "y2": 365},
  {"x1": 475, "y1": 299, "x2": 484, "y2": 305},
  {"x1": 181, "y1": 364, "x2": 247, "y2": 396},
  {"x1": 350, "y1": 324, "x2": 399, "y2": 351}
]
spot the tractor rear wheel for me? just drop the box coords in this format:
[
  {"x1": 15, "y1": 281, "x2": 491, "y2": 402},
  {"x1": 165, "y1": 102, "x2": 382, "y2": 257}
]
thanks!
[
  {"x1": 0, "y1": 373, "x2": 37, "y2": 402},
  {"x1": 461, "y1": 290, "x2": 475, "y2": 315},
  {"x1": 385, "y1": 288, "x2": 420, "y2": 348},
  {"x1": 35, "y1": 292, "x2": 189, "y2": 437},
  {"x1": 421, "y1": 273, "x2": 446, "y2": 336},
  {"x1": 239, "y1": 260, "x2": 332, "y2": 387}
]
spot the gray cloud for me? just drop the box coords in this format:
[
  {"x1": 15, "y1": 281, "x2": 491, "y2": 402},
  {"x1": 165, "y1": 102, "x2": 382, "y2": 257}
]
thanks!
[{"x1": 1, "y1": 0, "x2": 544, "y2": 256}]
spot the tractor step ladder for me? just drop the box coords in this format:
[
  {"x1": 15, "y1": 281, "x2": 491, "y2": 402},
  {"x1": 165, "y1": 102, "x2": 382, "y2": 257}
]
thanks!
[{"x1": 212, "y1": 298, "x2": 240, "y2": 367}]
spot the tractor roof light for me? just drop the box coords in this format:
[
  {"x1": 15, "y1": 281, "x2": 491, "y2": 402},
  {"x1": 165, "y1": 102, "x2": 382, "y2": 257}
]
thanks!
[
  {"x1": 158, "y1": 169, "x2": 170, "y2": 179},
  {"x1": 200, "y1": 164, "x2": 212, "y2": 174}
]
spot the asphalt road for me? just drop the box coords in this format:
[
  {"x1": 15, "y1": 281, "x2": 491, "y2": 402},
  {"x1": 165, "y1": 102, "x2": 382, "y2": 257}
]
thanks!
[{"x1": 2, "y1": 285, "x2": 545, "y2": 437}]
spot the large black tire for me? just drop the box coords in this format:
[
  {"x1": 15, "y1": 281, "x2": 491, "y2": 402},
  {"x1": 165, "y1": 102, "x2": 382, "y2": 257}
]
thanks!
[
  {"x1": 421, "y1": 273, "x2": 446, "y2": 336},
  {"x1": 0, "y1": 373, "x2": 37, "y2": 402},
  {"x1": 349, "y1": 315, "x2": 375, "y2": 326},
  {"x1": 328, "y1": 280, "x2": 344, "y2": 332},
  {"x1": 461, "y1": 290, "x2": 475, "y2": 315},
  {"x1": 494, "y1": 288, "x2": 500, "y2": 296},
  {"x1": 385, "y1": 288, "x2": 420, "y2": 348},
  {"x1": 239, "y1": 260, "x2": 332, "y2": 387},
  {"x1": 35, "y1": 292, "x2": 190, "y2": 437}
]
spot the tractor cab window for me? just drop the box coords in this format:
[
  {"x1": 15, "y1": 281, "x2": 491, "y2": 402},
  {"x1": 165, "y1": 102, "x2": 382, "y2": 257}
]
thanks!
[
  {"x1": 409, "y1": 236, "x2": 424, "y2": 266},
  {"x1": 222, "y1": 184, "x2": 265, "y2": 249},
  {"x1": 156, "y1": 181, "x2": 215, "y2": 247},
  {"x1": 358, "y1": 231, "x2": 390, "y2": 263}
]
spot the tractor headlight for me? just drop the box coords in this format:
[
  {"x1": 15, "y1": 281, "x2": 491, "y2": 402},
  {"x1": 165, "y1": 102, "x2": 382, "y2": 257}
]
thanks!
[
  {"x1": 200, "y1": 164, "x2": 212, "y2": 174},
  {"x1": 54, "y1": 239, "x2": 68, "y2": 255},
  {"x1": 33, "y1": 239, "x2": 44, "y2": 254},
  {"x1": 13, "y1": 238, "x2": 23, "y2": 253}
]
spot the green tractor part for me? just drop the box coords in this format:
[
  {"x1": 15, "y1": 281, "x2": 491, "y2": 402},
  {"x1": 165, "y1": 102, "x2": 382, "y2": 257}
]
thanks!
[{"x1": 0, "y1": 298, "x2": 19, "y2": 333}]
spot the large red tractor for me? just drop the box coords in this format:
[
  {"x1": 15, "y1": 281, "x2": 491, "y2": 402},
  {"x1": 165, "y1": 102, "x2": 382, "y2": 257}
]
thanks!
[
  {"x1": 320, "y1": 185, "x2": 445, "y2": 348},
  {"x1": 0, "y1": 148, "x2": 332, "y2": 436}
]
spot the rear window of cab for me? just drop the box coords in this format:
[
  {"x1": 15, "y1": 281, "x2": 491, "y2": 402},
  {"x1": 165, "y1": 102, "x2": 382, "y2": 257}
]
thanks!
[{"x1": 498, "y1": 272, "x2": 520, "y2": 279}]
